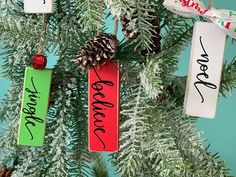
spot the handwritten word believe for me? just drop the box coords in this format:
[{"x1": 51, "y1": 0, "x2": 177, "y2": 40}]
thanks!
[
  {"x1": 194, "y1": 36, "x2": 217, "y2": 103},
  {"x1": 23, "y1": 77, "x2": 44, "y2": 140},
  {"x1": 91, "y1": 68, "x2": 114, "y2": 149},
  {"x1": 180, "y1": 0, "x2": 209, "y2": 15}
]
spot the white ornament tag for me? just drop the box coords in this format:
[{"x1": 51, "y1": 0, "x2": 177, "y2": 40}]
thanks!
[
  {"x1": 184, "y1": 22, "x2": 226, "y2": 119},
  {"x1": 24, "y1": 0, "x2": 54, "y2": 13}
]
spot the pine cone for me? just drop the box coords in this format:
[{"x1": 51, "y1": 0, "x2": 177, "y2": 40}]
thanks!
[
  {"x1": 166, "y1": 84, "x2": 174, "y2": 95},
  {"x1": 75, "y1": 33, "x2": 118, "y2": 69},
  {"x1": 0, "y1": 167, "x2": 7, "y2": 177},
  {"x1": 156, "y1": 93, "x2": 166, "y2": 102},
  {"x1": 155, "y1": 84, "x2": 174, "y2": 102},
  {"x1": 5, "y1": 169, "x2": 14, "y2": 177},
  {"x1": 121, "y1": 10, "x2": 139, "y2": 39},
  {"x1": 121, "y1": 11, "x2": 162, "y2": 54}
]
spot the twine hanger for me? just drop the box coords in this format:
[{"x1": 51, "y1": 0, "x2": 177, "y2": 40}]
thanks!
[
  {"x1": 113, "y1": 17, "x2": 119, "y2": 36},
  {"x1": 208, "y1": 0, "x2": 213, "y2": 9},
  {"x1": 38, "y1": 14, "x2": 47, "y2": 55}
]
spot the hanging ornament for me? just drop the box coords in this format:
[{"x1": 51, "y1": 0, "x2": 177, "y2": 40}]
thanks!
[
  {"x1": 88, "y1": 61, "x2": 120, "y2": 152},
  {"x1": 78, "y1": 17, "x2": 121, "y2": 151},
  {"x1": 18, "y1": 14, "x2": 52, "y2": 146},
  {"x1": 24, "y1": 0, "x2": 54, "y2": 13},
  {"x1": 184, "y1": 22, "x2": 226, "y2": 118},
  {"x1": 121, "y1": 11, "x2": 162, "y2": 54},
  {"x1": 75, "y1": 33, "x2": 118, "y2": 69},
  {"x1": 18, "y1": 66, "x2": 52, "y2": 146},
  {"x1": 163, "y1": 0, "x2": 236, "y2": 118}
]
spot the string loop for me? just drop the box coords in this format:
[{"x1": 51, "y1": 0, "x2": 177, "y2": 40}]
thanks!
[
  {"x1": 113, "y1": 17, "x2": 119, "y2": 36},
  {"x1": 208, "y1": 0, "x2": 213, "y2": 9},
  {"x1": 38, "y1": 14, "x2": 47, "y2": 54}
]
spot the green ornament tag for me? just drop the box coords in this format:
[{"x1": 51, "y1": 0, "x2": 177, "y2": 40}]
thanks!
[{"x1": 18, "y1": 67, "x2": 52, "y2": 146}]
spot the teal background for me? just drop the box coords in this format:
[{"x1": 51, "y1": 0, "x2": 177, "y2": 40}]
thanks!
[{"x1": 0, "y1": 0, "x2": 236, "y2": 176}]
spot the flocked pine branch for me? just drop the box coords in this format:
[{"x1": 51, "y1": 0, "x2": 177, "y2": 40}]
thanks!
[
  {"x1": 130, "y1": 0, "x2": 157, "y2": 51},
  {"x1": 106, "y1": 0, "x2": 158, "y2": 51},
  {"x1": 140, "y1": 25, "x2": 192, "y2": 98},
  {"x1": 142, "y1": 133, "x2": 184, "y2": 177},
  {"x1": 105, "y1": 0, "x2": 128, "y2": 18},
  {"x1": 43, "y1": 9, "x2": 94, "y2": 175},
  {"x1": 162, "y1": 15, "x2": 194, "y2": 50},
  {"x1": 0, "y1": 83, "x2": 23, "y2": 161},
  {"x1": 91, "y1": 153, "x2": 109, "y2": 177},
  {"x1": 140, "y1": 54, "x2": 163, "y2": 99},
  {"x1": 220, "y1": 57, "x2": 236, "y2": 97},
  {"x1": 158, "y1": 102, "x2": 231, "y2": 177},
  {"x1": 142, "y1": 105, "x2": 184, "y2": 177},
  {"x1": 11, "y1": 147, "x2": 46, "y2": 177},
  {"x1": 117, "y1": 83, "x2": 153, "y2": 176},
  {"x1": 46, "y1": 90, "x2": 69, "y2": 177},
  {"x1": 139, "y1": 9, "x2": 194, "y2": 98},
  {"x1": 76, "y1": 0, "x2": 105, "y2": 32}
]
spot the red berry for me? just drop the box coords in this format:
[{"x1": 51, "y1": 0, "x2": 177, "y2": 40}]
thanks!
[{"x1": 32, "y1": 54, "x2": 47, "y2": 70}]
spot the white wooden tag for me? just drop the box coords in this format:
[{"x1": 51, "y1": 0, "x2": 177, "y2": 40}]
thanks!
[
  {"x1": 184, "y1": 22, "x2": 226, "y2": 119},
  {"x1": 24, "y1": 0, "x2": 54, "y2": 13}
]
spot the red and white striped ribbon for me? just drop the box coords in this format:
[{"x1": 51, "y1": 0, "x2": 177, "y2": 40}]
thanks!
[{"x1": 163, "y1": 0, "x2": 236, "y2": 39}]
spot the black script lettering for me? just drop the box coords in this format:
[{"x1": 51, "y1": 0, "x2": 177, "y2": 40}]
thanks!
[
  {"x1": 91, "y1": 67, "x2": 115, "y2": 149},
  {"x1": 43, "y1": 0, "x2": 46, "y2": 4},
  {"x1": 23, "y1": 77, "x2": 43, "y2": 140},
  {"x1": 194, "y1": 36, "x2": 217, "y2": 103},
  {"x1": 94, "y1": 128, "x2": 106, "y2": 149}
]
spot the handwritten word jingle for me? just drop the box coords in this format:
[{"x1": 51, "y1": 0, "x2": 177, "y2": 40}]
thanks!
[
  {"x1": 23, "y1": 77, "x2": 44, "y2": 140},
  {"x1": 18, "y1": 67, "x2": 52, "y2": 146}
]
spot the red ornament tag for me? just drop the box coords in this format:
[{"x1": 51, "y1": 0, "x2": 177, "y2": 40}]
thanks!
[{"x1": 88, "y1": 61, "x2": 120, "y2": 152}]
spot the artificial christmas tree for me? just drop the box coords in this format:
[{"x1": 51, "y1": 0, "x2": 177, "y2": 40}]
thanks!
[{"x1": 0, "y1": 0, "x2": 236, "y2": 177}]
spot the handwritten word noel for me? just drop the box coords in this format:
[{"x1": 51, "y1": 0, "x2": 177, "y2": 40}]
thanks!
[{"x1": 194, "y1": 36, "x2": 217, "y2": 103}]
